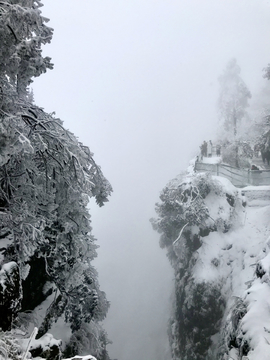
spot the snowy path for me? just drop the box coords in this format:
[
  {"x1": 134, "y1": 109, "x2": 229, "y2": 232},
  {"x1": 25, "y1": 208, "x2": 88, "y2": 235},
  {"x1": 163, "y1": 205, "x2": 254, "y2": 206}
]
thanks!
[{"x1": 241, "y1": 186, "x2": 270, "y2": 207}]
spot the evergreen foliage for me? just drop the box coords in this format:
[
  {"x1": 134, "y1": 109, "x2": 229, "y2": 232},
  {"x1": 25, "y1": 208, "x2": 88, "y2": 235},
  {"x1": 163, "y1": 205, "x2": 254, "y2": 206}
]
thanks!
[
  {"x1": 0, "y1": 1, "x2": 113, "y2": 358},
  {"x1": 151, "y1": 173, "x2": 211, "y2": 253},
  {"x1": 63, "y1": 323, "x2": 112, "y2": 360},
  {"x1": 218, "y1": 58, "x2": 251, "y2": 136},
  {"x1": 221, "y1": 140, "x2": 253, "y2": 168},
  {"x1": 0, "y1": 0, "x2": 53, "y2": 97},
  {"x1": 216, "y1": 59, "x2": 253, "y2": 168}
]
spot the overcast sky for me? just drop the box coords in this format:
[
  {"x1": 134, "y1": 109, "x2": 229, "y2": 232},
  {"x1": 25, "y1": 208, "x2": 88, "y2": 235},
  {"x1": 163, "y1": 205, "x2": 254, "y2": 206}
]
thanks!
[{"x1": 33, "y1": 1, "x2": 270, "y2": 359}]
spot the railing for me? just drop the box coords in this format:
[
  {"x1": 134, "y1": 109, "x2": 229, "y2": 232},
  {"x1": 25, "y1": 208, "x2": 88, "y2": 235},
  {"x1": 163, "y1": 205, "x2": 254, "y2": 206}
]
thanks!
[{"x1": 194, "y1": 161, "x2": 270, "y2": 187}]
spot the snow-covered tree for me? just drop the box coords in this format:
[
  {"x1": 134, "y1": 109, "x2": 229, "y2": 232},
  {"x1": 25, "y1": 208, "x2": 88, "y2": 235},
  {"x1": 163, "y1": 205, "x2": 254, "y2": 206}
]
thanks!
[
  {"x1": 0, "y1": 1, "x2": 113, "y2": 359},
  {"x1": 249, "y1": 68, "x2": 270, "y2": 158},
  {"x1": 0, "y1": 0, "x2": 53, "y2": 98},
  {"x1": 217, "y1": 59, "x2": 252, "y2": 168},
  {"x1": 218, "y1": 59, "x2": 251, "y2": 137}
]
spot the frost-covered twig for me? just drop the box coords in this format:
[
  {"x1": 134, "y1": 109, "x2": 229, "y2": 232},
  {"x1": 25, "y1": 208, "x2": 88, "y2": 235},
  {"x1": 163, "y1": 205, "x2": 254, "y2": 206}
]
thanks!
[
  {"x1": 22, "y1": 327, "x2": 38, "y2": 360},
  {"x1": 173, "y1": 223, "x2": 189, "y2": 245}
]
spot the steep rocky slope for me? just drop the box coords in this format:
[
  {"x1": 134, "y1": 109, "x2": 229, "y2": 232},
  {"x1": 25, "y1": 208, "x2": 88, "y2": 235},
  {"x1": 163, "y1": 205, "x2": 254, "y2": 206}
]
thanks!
[{"x1": 152, "y1": 159, "x2": 270, "y2": 360}]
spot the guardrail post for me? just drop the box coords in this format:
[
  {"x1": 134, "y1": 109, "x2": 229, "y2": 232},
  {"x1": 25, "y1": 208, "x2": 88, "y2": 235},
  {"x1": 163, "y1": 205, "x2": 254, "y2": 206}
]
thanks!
[
  {"x1": 217, "y1": 164, "x2": 219, "y2": 176},
  {"x1": 248, "y1": 169, "x2": 250, "y2": 185}
]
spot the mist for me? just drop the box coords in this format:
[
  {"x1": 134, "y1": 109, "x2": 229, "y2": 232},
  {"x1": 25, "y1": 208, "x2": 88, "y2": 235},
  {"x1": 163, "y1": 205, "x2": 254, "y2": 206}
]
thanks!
[{"x1": 32, "y1": 1, "x2": 270, "y2": 359}]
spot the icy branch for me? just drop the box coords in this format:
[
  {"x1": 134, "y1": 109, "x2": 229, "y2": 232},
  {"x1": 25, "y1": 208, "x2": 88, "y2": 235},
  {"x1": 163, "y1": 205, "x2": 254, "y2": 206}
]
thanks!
[{"x1": 173, "y1": 223, "x2": 189, "y2": 245}]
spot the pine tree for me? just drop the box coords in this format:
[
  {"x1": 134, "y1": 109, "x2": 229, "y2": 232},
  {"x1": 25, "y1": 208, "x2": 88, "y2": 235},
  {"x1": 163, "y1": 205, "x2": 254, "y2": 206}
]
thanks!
[
  {"x1": 0, "y1": 1, "x2": 113, "y2": 357},
  {"x1": 217, "y1": 59, "x2": 252, "y2": 168},
  {"x1": 218, "y1": 58, "x2": 251, "y2": 136},
  {"x1": 0, "y1": 0, "x2": 53, "y2": 99}
]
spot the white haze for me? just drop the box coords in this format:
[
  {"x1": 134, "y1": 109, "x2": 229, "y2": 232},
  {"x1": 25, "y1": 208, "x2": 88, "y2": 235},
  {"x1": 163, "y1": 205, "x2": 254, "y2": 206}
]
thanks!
[{"x1": 32, "y1": 1, "x2": 270, "y2": 359}]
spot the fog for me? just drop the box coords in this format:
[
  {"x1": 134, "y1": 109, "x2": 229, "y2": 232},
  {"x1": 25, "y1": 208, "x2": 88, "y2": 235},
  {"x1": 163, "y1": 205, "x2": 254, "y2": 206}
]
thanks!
[{"x1": 32, "y1": 1, "x2": 270, "y2": 359}]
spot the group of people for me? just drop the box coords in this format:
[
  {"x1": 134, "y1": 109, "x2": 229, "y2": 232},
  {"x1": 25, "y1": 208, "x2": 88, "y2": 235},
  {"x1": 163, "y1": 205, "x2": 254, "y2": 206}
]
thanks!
[
  {"x1": 253, "y1": 143, "x2": 270, "y2": 166},
  {"x1": 200, "y1": 140, "x2": 212, "y2": 158},
  {"x1": 200, "y1": 140, "x2": 221, "y2": 159},
  {"x1": 260, "y1": 145, "x2": 270, "y2": 165},
  {"x1": 198, "y1": 138, "x2": 270, "y2": 168}
]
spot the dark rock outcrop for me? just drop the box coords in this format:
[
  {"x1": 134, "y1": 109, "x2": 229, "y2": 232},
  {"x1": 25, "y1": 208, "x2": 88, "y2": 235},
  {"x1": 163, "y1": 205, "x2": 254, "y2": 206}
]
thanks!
[{"x1": 0, "y1": 261, "x2": 22, "y2": 330}]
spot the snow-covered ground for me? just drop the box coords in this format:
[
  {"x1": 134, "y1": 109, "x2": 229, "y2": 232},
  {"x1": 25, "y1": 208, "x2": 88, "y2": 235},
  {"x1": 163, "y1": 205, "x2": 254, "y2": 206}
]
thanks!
[
  {"x1": 201, "y1": 156, "x2": 222, "y2": 164},
  {"x1": 191, "y1": 175, "x2": 270, "y2": 359}
]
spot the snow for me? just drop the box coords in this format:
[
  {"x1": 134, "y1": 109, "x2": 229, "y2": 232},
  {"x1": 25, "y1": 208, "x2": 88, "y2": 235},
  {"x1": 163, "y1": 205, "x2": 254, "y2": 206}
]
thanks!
[
  {"x1": 259, "y1": 250, "x2": 270, "y2": 274},
  {"x1": 241, "y1": 280, "x2": 270, "y2": 360},
  {"x1": 189, "y1": 173, "x2": 270, "y2": 358},
  {"x1": 186, "y1": 158, "x2": 196, "y2": 175},
  {"x1": 0, "y1": 261, "x2": 18, "y2": 292},
  {"x1": 201, "y1": 156, "x2": 222, "y2": 164},
  {"x1": 30, "y1": 333, "x2": 61, "y2": 352},
  {"x1": 18, "y1": 329, "x2": 96, "y2": 360},
  {"x1": 19, "y1": 331, "x2": 61, "y2": 354},
  {"x1": 228, "y1": 347, "x2": 239, "y2": 360},
  {"x1": 157, "y1": 166, "x2": 270, "y2": 358},
  {"x1": 195, "y1": 195, "x2": 270, "y2": 290},
  {"x1": 242, "y1": 185, "x2": 270, "y2": 191},
  {"x1": 0, "y1": 232, "x2": 13, "y2": 263},
  {"x1": 212, "y1": 175, "x2": 240, "y2": 193},
  {"x1": 2, "y1": 261, "x2": 17, "y2": 272},
  {"x1": 63, "y1": 356, "x2": 97, "y2": 360}
]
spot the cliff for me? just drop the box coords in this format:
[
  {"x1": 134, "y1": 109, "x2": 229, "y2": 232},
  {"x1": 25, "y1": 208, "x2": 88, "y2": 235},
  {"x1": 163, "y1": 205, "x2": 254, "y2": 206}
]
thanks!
[{"x1": 152, "y1": 158, "x2": 270, "y2": 360}]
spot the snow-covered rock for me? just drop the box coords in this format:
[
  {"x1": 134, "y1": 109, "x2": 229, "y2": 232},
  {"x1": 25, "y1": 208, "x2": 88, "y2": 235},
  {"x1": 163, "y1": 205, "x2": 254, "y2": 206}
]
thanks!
[{"x1": 153, "y1": 168, "x2": 270, "y2": 359}]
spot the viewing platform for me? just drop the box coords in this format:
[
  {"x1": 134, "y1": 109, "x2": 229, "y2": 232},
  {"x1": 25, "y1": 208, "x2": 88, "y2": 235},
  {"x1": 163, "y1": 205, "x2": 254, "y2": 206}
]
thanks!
[{"x1": 194, "y1": 156, "x2": 270, "y2": 187}]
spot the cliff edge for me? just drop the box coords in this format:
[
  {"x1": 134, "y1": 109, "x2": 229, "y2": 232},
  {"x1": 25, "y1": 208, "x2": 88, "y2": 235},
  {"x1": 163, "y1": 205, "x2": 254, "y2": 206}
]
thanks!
[{"x1": 152, "y1": 159, "x2": 270, "y2": 360}]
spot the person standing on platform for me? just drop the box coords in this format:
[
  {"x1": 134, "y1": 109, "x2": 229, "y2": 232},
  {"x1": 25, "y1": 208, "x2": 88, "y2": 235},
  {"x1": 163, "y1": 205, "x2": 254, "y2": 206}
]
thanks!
[
  {"x1": 216, "y1": 144, "x2": 221, "y2": 156},
  {"x1": 207, "y1": 140, "x2": 212, "y2": 157}
]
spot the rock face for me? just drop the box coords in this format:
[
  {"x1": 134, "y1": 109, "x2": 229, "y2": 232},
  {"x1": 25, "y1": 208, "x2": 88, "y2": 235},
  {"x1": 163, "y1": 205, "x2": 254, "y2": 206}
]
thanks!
[
  {"x1": 30, "y1": 343, "x2": 61, "y2": 360},
  {"x1": 21, "y1": 256, "x2": 51, "y2": 311},
  {"x1": 152, "y1": 167, "x2": 270, "y2": 359},
  {"x1": 29, "y1": 333, "x2": 62, "y2": 360},
  {"x1": 170, "y1": 278, "x2": 225, "y2": 360},
  {"x1": 0, "y1": 261, "x2": 22, "y2": 330}
]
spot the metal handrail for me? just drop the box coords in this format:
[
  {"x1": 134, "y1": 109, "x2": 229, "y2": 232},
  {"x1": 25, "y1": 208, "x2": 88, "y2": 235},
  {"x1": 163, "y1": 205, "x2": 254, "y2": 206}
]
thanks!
[{"x1": 194, "y1": 161, "x2": 270, "y2": 187}]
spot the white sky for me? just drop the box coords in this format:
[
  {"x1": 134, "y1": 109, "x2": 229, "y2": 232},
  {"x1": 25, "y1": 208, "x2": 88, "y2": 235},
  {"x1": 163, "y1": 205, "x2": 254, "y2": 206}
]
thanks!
[{"x1": 33, "y1": 1, "x2": 270, "y2": 359}]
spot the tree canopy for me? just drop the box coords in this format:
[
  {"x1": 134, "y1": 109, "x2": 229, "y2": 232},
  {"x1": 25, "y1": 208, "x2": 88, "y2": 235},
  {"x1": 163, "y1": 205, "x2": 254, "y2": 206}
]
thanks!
[
  {"x1": 0, "y1": 1, "x2": 113, "y2": 359},
  {"x1": 218, "y1": 58, "x2": 251, "y2": 136},
  {"x1": 0, "y1": 0, "x2": 53, "y2": 97}
]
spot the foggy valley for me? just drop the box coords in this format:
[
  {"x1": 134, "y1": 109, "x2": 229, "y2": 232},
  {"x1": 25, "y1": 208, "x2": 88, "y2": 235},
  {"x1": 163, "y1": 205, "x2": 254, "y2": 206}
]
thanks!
[{"x1": 2, "y1": 1, "x2": 270, "y2": 360}]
